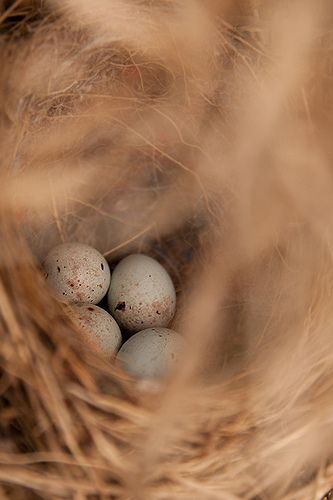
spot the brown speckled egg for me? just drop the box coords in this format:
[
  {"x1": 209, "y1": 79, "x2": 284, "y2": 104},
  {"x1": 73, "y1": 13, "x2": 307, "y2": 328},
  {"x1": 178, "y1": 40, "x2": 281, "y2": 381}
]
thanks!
[
  {"x1": 117, "y1": 327, "x2": 182, "y2": 378},
  {"x1": 107, "y1": 254, "x2": 176, "y2": 332},
  {"x1": 43, "y1": 242, "x2": 110, "y2": 304},
  {"x1": 68, "y1": 304, "x2": 122, "y2": 357}
]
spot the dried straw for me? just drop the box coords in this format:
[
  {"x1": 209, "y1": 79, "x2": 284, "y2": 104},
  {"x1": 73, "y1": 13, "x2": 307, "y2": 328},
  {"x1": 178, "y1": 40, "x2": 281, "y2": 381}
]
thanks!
[{"x1": 1, "y1": 0, "x2": 333, "y2": 498}]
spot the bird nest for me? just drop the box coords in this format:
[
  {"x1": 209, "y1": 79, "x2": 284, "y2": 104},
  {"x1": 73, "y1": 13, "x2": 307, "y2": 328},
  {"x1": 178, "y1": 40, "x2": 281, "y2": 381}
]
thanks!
[{"x1": 1, "y1": 1, "x2": 333, "y2": 498}]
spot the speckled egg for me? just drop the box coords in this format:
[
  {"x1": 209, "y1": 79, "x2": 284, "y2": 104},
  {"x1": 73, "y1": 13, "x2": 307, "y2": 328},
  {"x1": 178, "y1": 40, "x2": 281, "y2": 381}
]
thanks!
[
  {"x1": 117, "y1": 328, "x2": 182, "y2": 378},
  {"x1": 107, "y1": 254, "x2": 176, "y2": 332},
  {"x1": 68, "y1": 304, "x2": 122, "y2": 357},
  {"x1": 43, "y1": 242, "x2": 110, "y2": 304}
]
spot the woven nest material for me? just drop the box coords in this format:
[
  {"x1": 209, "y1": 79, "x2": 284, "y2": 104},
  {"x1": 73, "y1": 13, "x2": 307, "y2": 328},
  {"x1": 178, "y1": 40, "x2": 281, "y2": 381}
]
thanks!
[{"x1": 1, "y1": 1, "x2": 333, "y2": 499}]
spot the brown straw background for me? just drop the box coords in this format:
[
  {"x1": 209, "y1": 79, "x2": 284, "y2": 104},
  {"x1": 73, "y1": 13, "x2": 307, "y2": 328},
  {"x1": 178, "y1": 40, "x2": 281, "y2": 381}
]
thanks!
[{"x1": 1, "y1": 0, "x2": 333, "y2": 498}]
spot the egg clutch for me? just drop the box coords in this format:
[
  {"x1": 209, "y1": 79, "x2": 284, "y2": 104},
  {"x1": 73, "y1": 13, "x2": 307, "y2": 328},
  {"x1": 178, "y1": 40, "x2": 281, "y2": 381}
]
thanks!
[{"x1": 43, "y1": 243, "x2": 182, "y2": 379}]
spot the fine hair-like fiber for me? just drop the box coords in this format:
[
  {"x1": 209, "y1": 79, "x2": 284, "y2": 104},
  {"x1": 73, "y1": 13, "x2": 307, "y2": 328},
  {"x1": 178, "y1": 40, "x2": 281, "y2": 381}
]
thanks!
[{"x1": 1, "y1": 0, "x2": 333, "y2": 498}]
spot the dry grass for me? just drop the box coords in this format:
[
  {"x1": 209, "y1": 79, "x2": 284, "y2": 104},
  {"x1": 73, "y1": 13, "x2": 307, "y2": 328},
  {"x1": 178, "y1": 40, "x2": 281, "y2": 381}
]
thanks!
[{"x1": 1, "y1": 0, "x2": 333, "y2": 498}]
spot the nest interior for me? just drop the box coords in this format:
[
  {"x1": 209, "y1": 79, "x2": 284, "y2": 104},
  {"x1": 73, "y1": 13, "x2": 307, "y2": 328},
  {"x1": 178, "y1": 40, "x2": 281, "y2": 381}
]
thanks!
[{"x1": 1, "y1": 0, "x2": 333, "y2": 499}]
